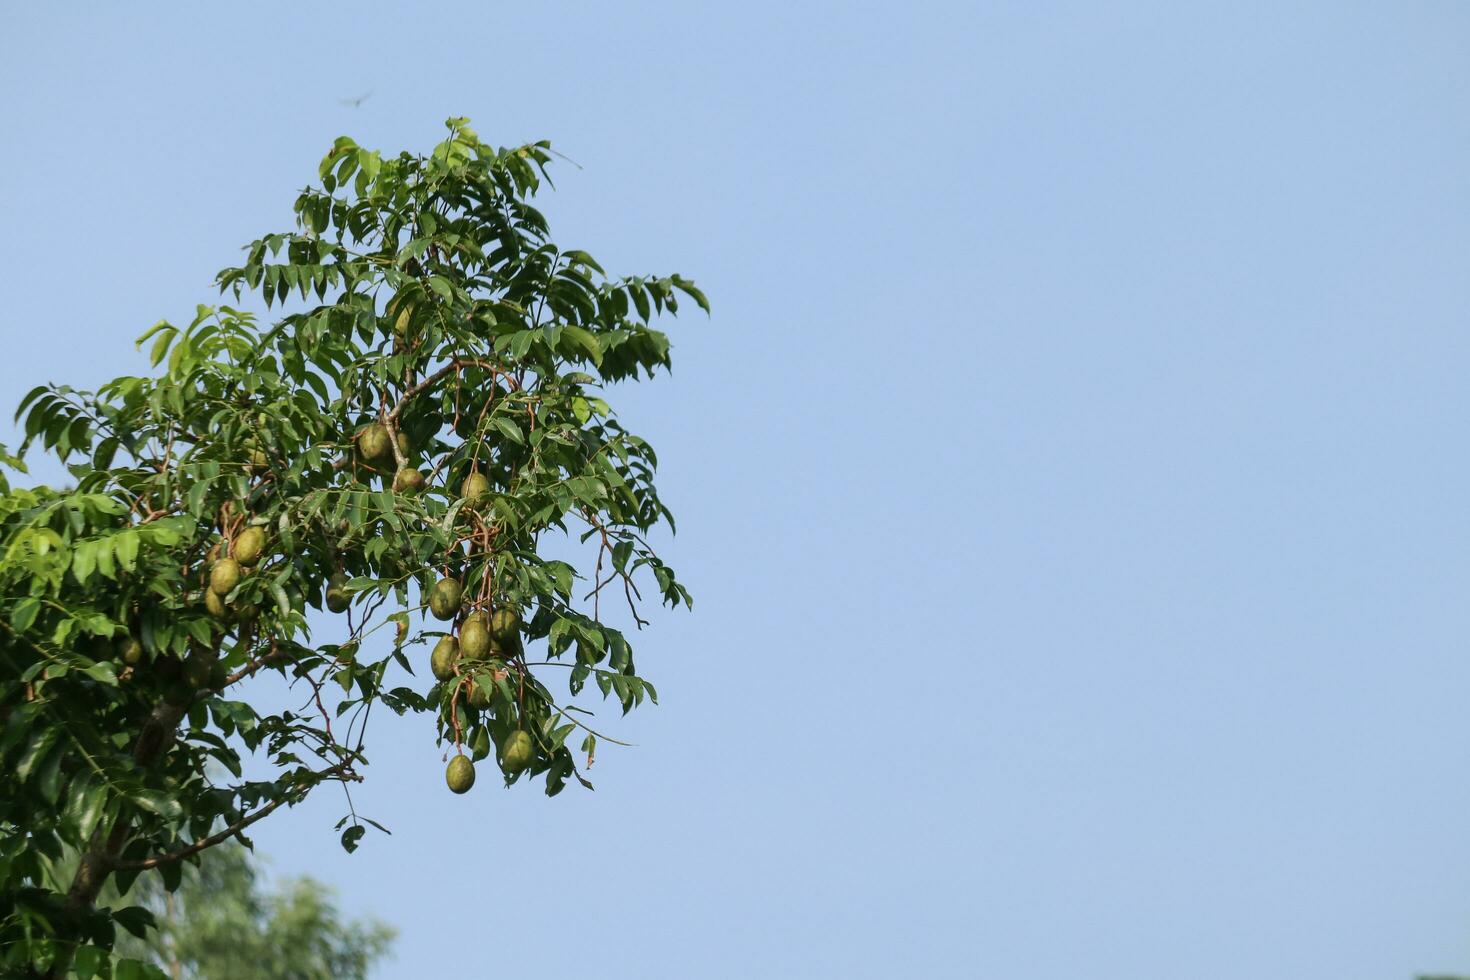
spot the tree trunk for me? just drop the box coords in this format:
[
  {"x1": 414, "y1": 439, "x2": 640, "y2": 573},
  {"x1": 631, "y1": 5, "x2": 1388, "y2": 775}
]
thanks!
[
  {"x1": 43, "y1": 694, "x2": 192, "y2": 979},
  {"x1": 163, "y1": 890, "x2": 182, "y2": 980}
]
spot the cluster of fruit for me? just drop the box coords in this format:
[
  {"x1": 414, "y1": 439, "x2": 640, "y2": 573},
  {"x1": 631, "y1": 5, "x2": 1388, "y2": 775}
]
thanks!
[
  {"x1": 204, "y1": 524, "x2": 268, "y2": 622},
  {"x1": 355, "y1": 421, "x2": 426, "y2": 495},
  {"x1": 424, "y1": 582, "x2": 533, "y2": 792},
  {"x1": 347, "y1": 421, "x2": 534, "y2": 794}
]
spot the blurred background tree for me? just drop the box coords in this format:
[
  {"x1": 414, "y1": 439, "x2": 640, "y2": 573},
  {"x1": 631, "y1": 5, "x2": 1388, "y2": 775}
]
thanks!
[{"x1": 108, "y1": 841, "x2": 393, "y2": 980}]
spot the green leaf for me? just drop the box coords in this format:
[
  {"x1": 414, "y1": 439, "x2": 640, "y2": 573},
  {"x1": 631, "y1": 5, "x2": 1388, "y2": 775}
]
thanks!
[
  {"x1": 116, "y1": 528, "x2": 144, "y2": 567},
  {"x1": 71, "y1": 774, "x2": 108, "y2": 840},
  {"x1": 82, "y1": 661, "x2": 119, "y2": 686},
  {"x1": 131, "y1": 789, "x2": 183, "y2": 820},
  {"x1": 149, "y1": 329, "x2": 177, "y2": 367},
  {"x1": 341, "y1": 824, "x2": 365, "y2": 853},
  {"x1": 72, "y1": 540, "x2": 97, "y2": 584},
  {"x1": 357, "y1": 148, "x2": 381, "y2": 180},
  {"x1": 671, "y1": 275, "x2": 711, "y2": 313},
  {"x1": 113, "y1": 905, "x2": 157, "y2": 940},
  {"x1": 491, "y1": 417, "x2": 523, "y2": 445},
  {"x1": 11, "y1": 597, "x2": 39, "y2": 632},
  {"x1": 270, "y1": 582, "x2": 291, "y2": 617},
  {"x1": 113, "y1": 957, "x2": 166, "y2": 980},
  {"x1": 560, "y1": 325, "x2": 602, "y2": 365}
]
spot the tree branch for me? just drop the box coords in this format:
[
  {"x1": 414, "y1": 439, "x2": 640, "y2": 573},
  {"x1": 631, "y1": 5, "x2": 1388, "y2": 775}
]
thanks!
[
  {"x1": 387, "y1": 358, "x2": 509, "y2": 424},
  {"x1": 110, "y1": 795, "x2": 289, "y2": 872}
]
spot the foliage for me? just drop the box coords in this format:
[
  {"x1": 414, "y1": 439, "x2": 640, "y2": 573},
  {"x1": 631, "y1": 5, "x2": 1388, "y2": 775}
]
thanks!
[
  {"x1": 0, "y1": 118, "x2": 704, "y2": 977},
  {"x1": 110, "y1": 841, "x2": 394, "y2": 980}
]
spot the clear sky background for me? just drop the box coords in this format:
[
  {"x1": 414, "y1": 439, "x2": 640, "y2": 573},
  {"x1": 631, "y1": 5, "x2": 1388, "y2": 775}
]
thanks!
[{"x1": 4, "y1": 3, "x2": 1470, "y2": 978}]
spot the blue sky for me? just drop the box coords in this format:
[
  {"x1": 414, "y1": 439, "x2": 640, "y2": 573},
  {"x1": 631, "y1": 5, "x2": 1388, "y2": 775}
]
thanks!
[{"x1": 4, "y1": 3, "x2": 1470, "y2": 977}]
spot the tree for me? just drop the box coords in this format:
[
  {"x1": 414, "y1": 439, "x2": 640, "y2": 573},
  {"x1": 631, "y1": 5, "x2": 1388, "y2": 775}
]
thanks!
[
  {"x1": 111, "y1": 841, "x2": 394, "y2": 980},
  {"x1": 44, "y1": 839, "x2": 395, "y2": 980},
  {"x1": 0, "y1": 117, "x2": 705, "y2": 977}
]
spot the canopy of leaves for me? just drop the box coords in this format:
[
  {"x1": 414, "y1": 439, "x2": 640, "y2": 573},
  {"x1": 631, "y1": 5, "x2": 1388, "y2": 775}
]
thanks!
[{"x1": 0, "y1": 118, "x2": 704, "y2": 978}]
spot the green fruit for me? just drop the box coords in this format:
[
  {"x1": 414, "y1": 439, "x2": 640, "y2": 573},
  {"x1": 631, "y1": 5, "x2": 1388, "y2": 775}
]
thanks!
[
  {"x1": 466, "y1": 677, "x2": 491, "y2": 709},
  {"x1": 325, "y1": 571, "x2": 351, "y2": 614},
  {"x1": 182, "y1": 653, "x2": 212, "y2": 690},
  {"x1": 428, "y1": 577, "x2": 463, "y2": 620},
  {"x1": 393, "y1": 466, "x2": 426, "y2": 495},
  {"x1": 117, "y1": 636, "x2": 145, "y2": 666},
  {"x1": 397, "y1": 431, "x2": 412, "y2": 458},
  {"x1": 234, "y1": 526, "x2": 267, "y2": 566},
  {"x1": 460, "y1": 613, "x2": 492, "y2": 660},
  {"x1": 430, "y1": 636, "x2": 459, "y2": 681},
  {"x1": 204, "y1": 589, "x2": 231, "y2": 621},
  {"x1": 358, "y1": 423, "x2": 393, "y2": 462},
  {"x1": 500, "y1": 730, "x2": 534, "y2": 774},
  {"x1": 245, "y1": 448, "x2": 270, "y2": 474},
  {"x1": 460, "y1": 472, "x2": 491, "y2": 505},
  {"x1": 446, "y1": 755, "x2": 476, "y2": 794},
  {"x1": 489, "y1": 606, "x2": 521, "y2": 643},
  {"x1": 209, "y1": 557, "x2": 241, "y2": 596}
]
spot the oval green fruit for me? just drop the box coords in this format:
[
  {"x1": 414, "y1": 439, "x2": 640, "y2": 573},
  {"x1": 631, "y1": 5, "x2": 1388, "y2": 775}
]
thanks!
[
  {"x1": 489, "y1": 606, "x2": 521, "y2": 643},
  {"x1": 358, "y1": 423, "x2": 393, "y2": 462},
  {"x1": 446, "y1": 755, "x2": 476, "y2": 794},
  {"x1": 117, "y1": 636, "x2": 145, "y2": 666},
  {"x1": 325, "y1": 571, "x2": 351, "y2": 614},
  {"x1": 500, "y1": 730, "x2": 534, "y2": 774},
  {"x1": 182, "y1": 653, "x2": 212, "y2": 690},
  {"x1": 469, "y1": 726, "x2": 491, "y2": 761},
  {"x1": 204, "y1": 589, "x2": 231, "y2": 621},
  {"x1": 430, "y1": 636, "x2": 459, "y2": 681},
  {"x1": 246, "y1": 448, "x2": 270, "y2": 474},
  {"x1": 234, "y1": 526, "x2": 267, "y2": 566},
  {"x1": 460, "y1": 613, "x2": 492, "y2": 660},
  {"x1": 428, "y1": 577, "x2": 463, "y2": 621},
  {"x1": 393, "y1": 466, "x2": 426, "y2": 495},
  {"x1": 209, "y1": 557, "x2": 241, "y2": 596},
  {"x1": 460, "y1": 472, "x2": 491, "y2": 505},
  {"x1": 466, "y1": 677, "x2": 491, "y2": 709}
]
